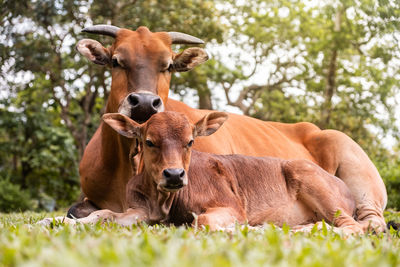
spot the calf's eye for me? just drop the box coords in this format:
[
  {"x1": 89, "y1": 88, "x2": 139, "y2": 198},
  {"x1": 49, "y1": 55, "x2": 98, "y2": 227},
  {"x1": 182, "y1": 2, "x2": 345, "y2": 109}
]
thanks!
[
  {"x1": 187, "y1": 140, "x2": 194, "y2": 147},
  {"x1": 145, "y1": 140, "x2": 155, "y2": 147}
]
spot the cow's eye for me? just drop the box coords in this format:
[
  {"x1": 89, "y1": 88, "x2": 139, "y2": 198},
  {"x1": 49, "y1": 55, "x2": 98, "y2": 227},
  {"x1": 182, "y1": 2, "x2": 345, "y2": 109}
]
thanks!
[
  {"x1": 145, "y1": 140, "x2": 155, "y2": 147},
  {"x1": 187, "y1": 140, "x2": 194, "y2": 148},
  {"x1": 161, "y1": 63, "x2": 172, "y2": 72},
  {"x1": 161, "y1": 59, "x2": 174, "y2": 72}
]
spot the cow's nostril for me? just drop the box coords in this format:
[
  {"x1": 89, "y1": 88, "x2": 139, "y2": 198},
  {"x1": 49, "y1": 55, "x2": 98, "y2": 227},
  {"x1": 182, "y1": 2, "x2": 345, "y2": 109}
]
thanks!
[
  {"x1": 152, "y1": 98, "x2": 161, "y2": 109},
  {"x1": 179, "y1": 170, "x2": 185, "y2": 178},
  {"x1": 128, "y1": 94, "x2": 139, "y2": 106},
  {"x1": 163, "y1": 169, "x2": 171, "y2": 178}
]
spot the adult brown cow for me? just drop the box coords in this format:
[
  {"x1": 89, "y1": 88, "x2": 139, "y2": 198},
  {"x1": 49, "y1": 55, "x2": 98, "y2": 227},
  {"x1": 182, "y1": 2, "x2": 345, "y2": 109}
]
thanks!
[
  {"x1": 43, "y1": 111, "x2": 363, "y2": 235},
  {"x1": 71, "y1": 25, "x2": 386, "y2": 232}
]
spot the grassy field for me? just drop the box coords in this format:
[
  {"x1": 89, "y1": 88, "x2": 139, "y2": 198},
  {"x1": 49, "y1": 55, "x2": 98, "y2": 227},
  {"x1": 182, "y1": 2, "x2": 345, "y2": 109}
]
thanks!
[{"x1": 0, "y1": 211, "x2": 399, "y2": 267}]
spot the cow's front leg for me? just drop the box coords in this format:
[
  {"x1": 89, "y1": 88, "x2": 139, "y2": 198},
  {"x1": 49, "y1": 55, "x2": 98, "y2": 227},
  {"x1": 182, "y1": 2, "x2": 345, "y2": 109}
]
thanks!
[
  {"x1": 38, "y1": 208, "x2": 148, "y2": 227},
  {"x1": 37, "y1": 210, "x2": 114, "y2": 226},
  {"x1": 37, "y1": 216, "x2": 77, "y2": 226},
  {"x1": 67, "y1": 197, "x2": 99, "y2": 219},
  {"x1": 195, "y1": 207, "x2": 245, "y2": 230}
]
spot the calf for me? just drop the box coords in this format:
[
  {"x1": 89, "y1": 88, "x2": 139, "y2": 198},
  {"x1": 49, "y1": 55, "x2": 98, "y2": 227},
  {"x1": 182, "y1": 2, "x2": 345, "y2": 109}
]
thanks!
[{"x1": 41, "y1": 111, "x2": 363, "y2": 233}]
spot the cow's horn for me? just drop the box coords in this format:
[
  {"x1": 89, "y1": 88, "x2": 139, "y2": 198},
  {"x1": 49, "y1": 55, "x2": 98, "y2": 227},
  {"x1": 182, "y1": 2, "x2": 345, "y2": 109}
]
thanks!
[
  {"x1": 168, "y1": 32, "x2": 205, "y2": 45},
  {"x1": 82, "y1": 24, "x2": 120, "y2": 38}
]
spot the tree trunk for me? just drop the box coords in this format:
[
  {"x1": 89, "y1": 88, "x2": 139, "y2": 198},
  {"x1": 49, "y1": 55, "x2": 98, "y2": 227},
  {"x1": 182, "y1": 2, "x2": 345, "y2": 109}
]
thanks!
[
  {"x1": 319, "y1": 8, "x2": 343, "y2": 129},
  {"x1": 320, "y1": 49, "x2": 338, "y2": 128},
  {"x1": 198, "y1": 86, "x2": 213, "y2": 110}
]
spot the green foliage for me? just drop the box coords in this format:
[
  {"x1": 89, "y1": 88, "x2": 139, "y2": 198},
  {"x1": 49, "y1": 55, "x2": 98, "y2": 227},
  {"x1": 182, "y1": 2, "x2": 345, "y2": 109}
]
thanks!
[
  {"x1": 375, "y1": 156, "x2": 400, "y2": 210},
  {"x1": 0, "y1": 212, "x2": 399, "y2": 266},
  {"x1": 217, "y1": 0, "x2": 400, "y2": 137},
  {"x1": 0, "y1": 93, "x2": 80, "y2": 211},
  {"x1": 0, "y1": 179, "x2": 31, "y2": 212}
]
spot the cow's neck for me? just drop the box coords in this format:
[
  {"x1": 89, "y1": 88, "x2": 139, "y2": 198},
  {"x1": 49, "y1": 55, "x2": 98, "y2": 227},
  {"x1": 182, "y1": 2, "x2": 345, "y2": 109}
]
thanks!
[
  {"x1": 100, "y1": 122, "x2": 131, "y2": 160},
  {"x1": 100, "y1": 101, "x2": 133, "y2": 165},
  {"x1": 97, "y1": 119, "x2": 134, "y2": 197}
]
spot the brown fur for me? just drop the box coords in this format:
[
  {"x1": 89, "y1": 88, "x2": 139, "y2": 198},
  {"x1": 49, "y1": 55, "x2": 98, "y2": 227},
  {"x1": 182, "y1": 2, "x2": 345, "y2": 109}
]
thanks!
[{"x1": 73, "y1": 26, "x2": 386, "y2": 232}]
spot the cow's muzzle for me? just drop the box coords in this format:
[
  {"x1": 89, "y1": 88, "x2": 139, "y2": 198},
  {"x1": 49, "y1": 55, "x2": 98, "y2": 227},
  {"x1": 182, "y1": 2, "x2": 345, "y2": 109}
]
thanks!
[{"x1": 119, "y1": 93, "x2": 164, "y2": 123}]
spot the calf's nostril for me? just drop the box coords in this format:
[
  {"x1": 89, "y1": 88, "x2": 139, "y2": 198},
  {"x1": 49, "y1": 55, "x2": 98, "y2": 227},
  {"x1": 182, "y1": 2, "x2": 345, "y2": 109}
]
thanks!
[{"x1": 179, "y1": 170, "x2": 185, "y2": 178}]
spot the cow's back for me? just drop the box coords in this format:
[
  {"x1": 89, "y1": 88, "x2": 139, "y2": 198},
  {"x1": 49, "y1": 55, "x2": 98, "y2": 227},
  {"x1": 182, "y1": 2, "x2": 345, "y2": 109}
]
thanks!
[{"x1": 166, "y1": 99, "x2": 319, "y2": 161}]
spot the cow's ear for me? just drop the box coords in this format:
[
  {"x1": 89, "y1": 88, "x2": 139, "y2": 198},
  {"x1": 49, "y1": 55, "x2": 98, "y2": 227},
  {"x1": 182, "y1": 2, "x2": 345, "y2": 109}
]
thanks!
[
  {"x1": 172, "y1": 47, "x2": 209, "y2": 72},
  {"x1": 76, "y1": 39, "x2": 111, "y2": 65},
  {"x1": 102, "y1": 113, "x2": 141, "y2": 138},
  {"x1": 194, "y1": 112, "x2": 228, "y2": 137}
]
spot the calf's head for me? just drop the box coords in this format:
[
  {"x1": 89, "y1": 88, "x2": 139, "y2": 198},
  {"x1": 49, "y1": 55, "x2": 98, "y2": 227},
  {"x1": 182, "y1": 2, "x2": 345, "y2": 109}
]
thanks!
[
  {"x1": 77, "y1": 25, "x2": 208, "y2": 123},
  {"x1": 103, "y1": 111, "x2": 228, "y2": 192}
]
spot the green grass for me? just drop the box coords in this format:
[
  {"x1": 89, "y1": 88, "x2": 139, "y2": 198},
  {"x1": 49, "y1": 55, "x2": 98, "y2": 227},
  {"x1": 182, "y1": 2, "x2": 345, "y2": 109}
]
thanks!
[{"x1": 0, "y1": 211, "x2": 399, "y2": 267}]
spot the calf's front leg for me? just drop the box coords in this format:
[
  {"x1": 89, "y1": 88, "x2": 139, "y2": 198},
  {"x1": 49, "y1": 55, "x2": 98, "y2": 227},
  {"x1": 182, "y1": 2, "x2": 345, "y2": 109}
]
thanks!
[{"x1": 195, "y1": 207, "x2": 245, "y2": 230}]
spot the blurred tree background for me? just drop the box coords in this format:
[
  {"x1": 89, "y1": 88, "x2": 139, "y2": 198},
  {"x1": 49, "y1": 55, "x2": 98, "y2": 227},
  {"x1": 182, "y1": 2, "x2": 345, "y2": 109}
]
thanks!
[{"x1": 0, "y1": 0, "x2": 399, "y2": 211}]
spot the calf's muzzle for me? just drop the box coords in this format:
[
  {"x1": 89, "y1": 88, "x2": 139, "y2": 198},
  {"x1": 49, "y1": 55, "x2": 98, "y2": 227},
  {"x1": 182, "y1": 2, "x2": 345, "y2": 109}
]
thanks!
[{"x1": 162, "y1": 168, "x2": 186, "y2": 190}]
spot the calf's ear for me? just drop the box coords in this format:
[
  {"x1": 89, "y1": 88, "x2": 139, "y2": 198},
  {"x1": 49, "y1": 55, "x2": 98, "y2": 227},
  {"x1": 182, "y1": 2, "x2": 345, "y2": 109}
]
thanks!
[
  {"x1": 76, "y1": 39, "x2": 111, "y2": 65},
  {"x1": 102, "y1": 113, "x2": 141, "y2": 138},
  {"x1": 172, "y1": 47, "x2": 209, "y2": 72},
  {"x1": 194, "y1": 112, "x2": 228, "y2": 137}
]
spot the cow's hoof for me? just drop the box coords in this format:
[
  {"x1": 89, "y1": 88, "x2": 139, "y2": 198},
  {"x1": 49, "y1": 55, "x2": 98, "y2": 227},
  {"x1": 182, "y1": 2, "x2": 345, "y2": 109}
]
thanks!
[
  {"x1": 37, "y1": 216, "x2": 75, "y2": 226},
  {"x1": 37, "y1": 218, "x2": 54, "y2": 226}
]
